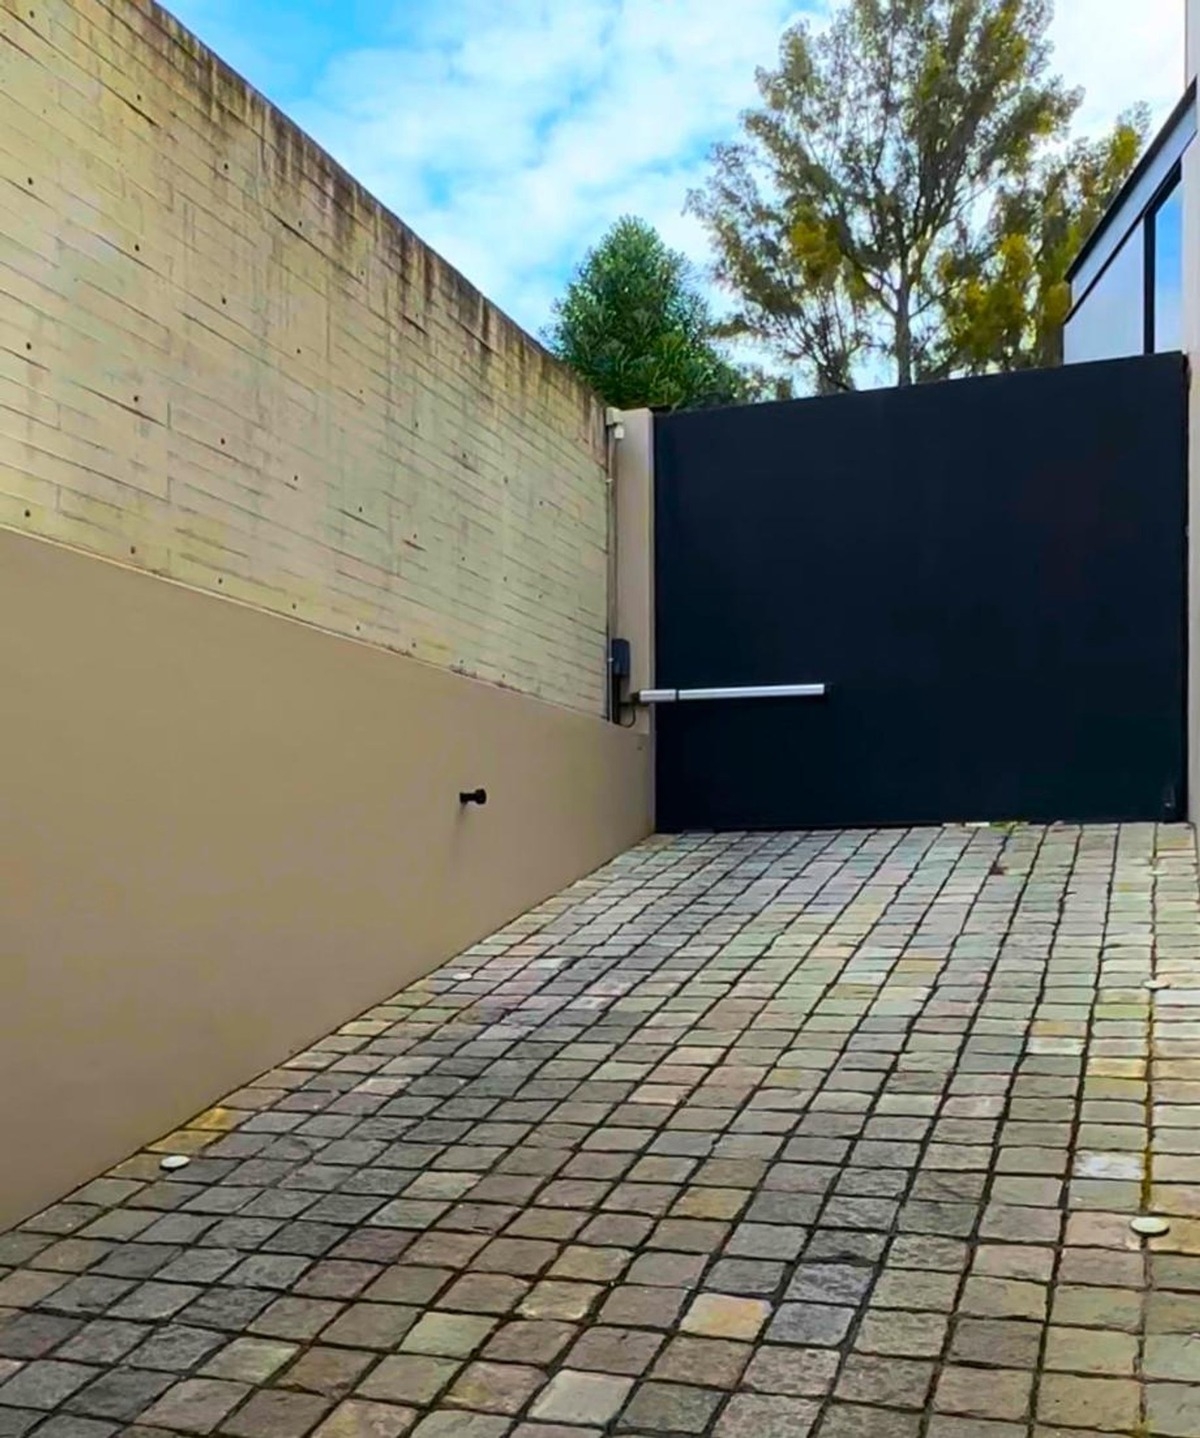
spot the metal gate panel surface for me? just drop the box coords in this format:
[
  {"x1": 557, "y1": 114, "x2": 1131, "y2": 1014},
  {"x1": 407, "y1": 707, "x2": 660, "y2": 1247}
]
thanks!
[{"x1": 654, "y1": 354, "x2": 1187, "y2": 831}]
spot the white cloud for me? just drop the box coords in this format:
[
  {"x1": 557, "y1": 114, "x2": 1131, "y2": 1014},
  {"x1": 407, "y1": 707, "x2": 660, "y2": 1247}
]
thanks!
[
  {"x1": 287, "y1": 0, "x2": 801, "y2": 331},
  {"x1": 168, "y1": 0, "x2": 1188, "y2": 338},
  {"x1": 1051, "y1": 0, "x2": 1184, "y2": 134}
]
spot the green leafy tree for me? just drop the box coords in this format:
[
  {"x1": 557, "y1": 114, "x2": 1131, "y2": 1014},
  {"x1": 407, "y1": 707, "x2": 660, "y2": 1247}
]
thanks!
[
  {"x1": 933, "y1": 111, "x2": 1149, "y2": 373},
  {"x1": 688, "y1": 0, "x2": 1142, "y2": 390},
  {"x1": 545, "y1": 217, "x2": 746, "y2": 410}
]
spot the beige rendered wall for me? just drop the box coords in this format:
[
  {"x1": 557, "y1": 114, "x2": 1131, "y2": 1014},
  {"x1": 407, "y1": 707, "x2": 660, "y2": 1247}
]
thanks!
[
  {"x1": 0, "y1": 526, "x2": 651, "y2": 1229},
  {"x1": 0, "y1": 0, "x2": 608, "y2": 714}
]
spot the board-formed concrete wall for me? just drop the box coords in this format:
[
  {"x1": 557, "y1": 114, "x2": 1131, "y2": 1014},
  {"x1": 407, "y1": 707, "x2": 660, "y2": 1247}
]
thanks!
[{"x1": 0, "y1": 0, "x2": 609, "y2": 714}]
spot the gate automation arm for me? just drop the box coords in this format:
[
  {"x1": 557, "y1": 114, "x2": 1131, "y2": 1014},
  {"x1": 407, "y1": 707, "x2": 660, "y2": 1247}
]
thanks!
[{"x1": 636, "y1": 683, "x2": 827, "y2": 703}]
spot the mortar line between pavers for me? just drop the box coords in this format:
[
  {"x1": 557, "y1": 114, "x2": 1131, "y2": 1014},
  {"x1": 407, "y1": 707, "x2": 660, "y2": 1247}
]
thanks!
[
  {"x1": 1020, "y1": 822, "x2": 1099, "y2": 1438},
  {"x1": 905, "y1": 820, "x2": 1051, "y2": 1438},
  {"x1": 576, "y1": 825, "x2": 917, "y2": 1436},
  {"x1": 430, "y1": 826, "x2": 885, "y2": 1434},
  {"x1": 1133, "y1": 823, "x2": 1164, "y2": 1438},
  {"x1": 376, "y1": 827, "x2": 871, "y2": 1432},
  {"x1": 699, "y1": 825, "x2": 945, "y2": 1435},
  {"x1": 744, "y1": 821, "x2": 1008, "y2": 1437}
]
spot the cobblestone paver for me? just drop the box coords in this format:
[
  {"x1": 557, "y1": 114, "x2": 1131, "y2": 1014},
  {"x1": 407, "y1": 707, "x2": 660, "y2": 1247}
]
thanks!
[{"x1": 3, "y1": 824, "x2": 1200, "y2": 1437}]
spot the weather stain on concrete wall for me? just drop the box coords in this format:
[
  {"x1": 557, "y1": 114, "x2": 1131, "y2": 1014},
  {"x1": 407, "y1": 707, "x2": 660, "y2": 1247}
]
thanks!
[{"x1": 0, "y1": 0, "x2": 609, "y2": 713}]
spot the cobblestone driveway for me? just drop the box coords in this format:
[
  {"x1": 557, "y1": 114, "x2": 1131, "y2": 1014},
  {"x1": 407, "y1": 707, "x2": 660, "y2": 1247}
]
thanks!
[{"x1": 3, "y1": 825, "x2": 1200, "y2": 1438}]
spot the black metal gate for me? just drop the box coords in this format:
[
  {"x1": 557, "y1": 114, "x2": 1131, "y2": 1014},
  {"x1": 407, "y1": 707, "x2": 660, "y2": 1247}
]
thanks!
[{"x1": 654, "y1": 353, "x2": 1187, "y2": 831}]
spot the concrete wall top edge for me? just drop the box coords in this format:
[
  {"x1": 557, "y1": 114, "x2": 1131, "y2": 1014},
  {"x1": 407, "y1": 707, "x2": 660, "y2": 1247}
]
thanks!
[{"x1": 0, "y1": 0, "x2": 611, "y2": 714}]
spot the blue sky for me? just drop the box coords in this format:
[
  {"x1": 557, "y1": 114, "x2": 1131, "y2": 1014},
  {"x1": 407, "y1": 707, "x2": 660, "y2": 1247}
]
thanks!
[{"x1": 165, "y1": 0, "x2": 1185, "y2": 340}]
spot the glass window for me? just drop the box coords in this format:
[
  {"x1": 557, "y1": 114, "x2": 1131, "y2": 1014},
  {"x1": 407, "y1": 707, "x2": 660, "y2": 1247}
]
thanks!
[
  {"x1": 1063, "y1": 226, "x2": 1145, "y2": 364},
  {"x1": 1153, "y1": 181, "x2": 1183, "y2": 352}
]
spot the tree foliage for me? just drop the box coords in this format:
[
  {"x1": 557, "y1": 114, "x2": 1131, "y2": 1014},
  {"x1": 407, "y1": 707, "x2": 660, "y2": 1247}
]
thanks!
[
  {"x1": 934, "y1": 111, "x2": 1149, "y2": 372},
  {"x1": 545, "y1": 217, "x2": 746, "y2": 411},
  {"x1": 688, "y1": 0, "x2": 1144, "y2": 390}
]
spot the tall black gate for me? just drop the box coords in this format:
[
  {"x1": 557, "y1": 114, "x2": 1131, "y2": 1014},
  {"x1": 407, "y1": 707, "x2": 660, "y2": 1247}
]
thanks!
[{"x1": 654, "y1": 353, "x2": 1187, "y2": 831}]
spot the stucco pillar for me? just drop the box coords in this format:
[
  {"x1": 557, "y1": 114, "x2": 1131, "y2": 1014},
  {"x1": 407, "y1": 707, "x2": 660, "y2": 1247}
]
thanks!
[{"x1": 612, "y1": 408, "x2": 656, "y2": 740}]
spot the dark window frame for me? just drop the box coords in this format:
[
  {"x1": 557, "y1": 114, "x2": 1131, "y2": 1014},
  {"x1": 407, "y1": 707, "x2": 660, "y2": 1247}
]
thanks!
[
  {"x1": 1069, "y1": 81, "x2": 1195, "y2": 285},
  {"x1": 1067, "y1": 162, "x2": 1183, "y2": 363},
  {"x1": 1145, "y1": 164, "x2": 1183, "y2": 354}
]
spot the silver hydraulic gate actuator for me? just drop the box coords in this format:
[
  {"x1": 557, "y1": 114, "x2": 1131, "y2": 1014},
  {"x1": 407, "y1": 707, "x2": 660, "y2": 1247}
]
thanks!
[{"x1": 636, "y1": 684, "x2": 827, "y2": 703}]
